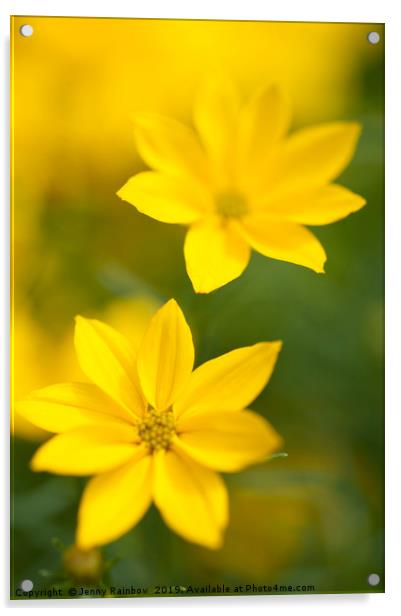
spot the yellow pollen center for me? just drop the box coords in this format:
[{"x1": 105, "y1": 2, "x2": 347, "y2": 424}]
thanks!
[
  {"x1": 137, "y1": 408, "x2": 175, "y2": 452},
  {"x1": 215, "y1": 191, "x2": 248, "y2": 219}
]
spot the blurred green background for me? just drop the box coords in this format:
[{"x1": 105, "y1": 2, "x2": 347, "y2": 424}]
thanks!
[{"x1": 11, "y1": 17, "x2": 384, "y2": 597}]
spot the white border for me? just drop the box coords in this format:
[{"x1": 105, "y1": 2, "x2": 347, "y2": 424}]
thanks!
[
  {"x1": 0, "y1": 0, "x2": 393, "y2": 21},
  {"x1": 1, "y1": 0, "x2": 400, "y2": 613}
]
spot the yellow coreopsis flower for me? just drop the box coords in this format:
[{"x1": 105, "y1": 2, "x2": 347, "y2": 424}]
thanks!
[
  {"x1": 117, "y1": 80, "x2": 366, "y2": 293},
  {"x1": 17, "y1": 300, "x2": 282, "y2": 549}
]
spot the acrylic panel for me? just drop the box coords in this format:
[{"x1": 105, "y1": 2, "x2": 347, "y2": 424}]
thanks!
[{"x1": 10, "y1": 16, "x2": 384, "y2": 600}]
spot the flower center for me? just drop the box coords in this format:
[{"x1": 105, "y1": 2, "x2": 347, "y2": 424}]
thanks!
[
  {"x1": 215, "y1": 191, "x2": 248, "y2": 219},
  {"x1": 137, "y1": 408, "x2": 176, "y2": 452}
]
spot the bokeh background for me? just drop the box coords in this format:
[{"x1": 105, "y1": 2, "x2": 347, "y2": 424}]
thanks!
[{"x1": 11, "y1": 17, "x2": 384, "y2": 596}]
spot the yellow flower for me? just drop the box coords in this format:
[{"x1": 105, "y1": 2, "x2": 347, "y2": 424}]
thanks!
[
  {"x1": 17, "y1": 300, "x2": 282, "y2": 549},
  {"x1": 118, "y1": 80, "x2": 366, "y2": 293}
]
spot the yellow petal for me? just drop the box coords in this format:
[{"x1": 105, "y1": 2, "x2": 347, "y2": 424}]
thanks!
[
  {"x1": 77, "y1": 449, "x2": 152, "y2": 549},
  {"x1": 193, "y1": 78, "x2": 240, "y2": 185},
  {"x1": 184, "y1": 218, "x2": 251, "y2": 293},
  {"x1": 16, "y1": 382, "x2": 135, "y2": 433},
  {"x1": 117, "y1": 171, "x2": 212, "y2": 224},
  {"x1": 132, "y1": 112, "x2": 210, "y2": 184},
  {"x1": 137, "y1": 299, "x2": 194, "y2": 411},
  {"x1": 260, "y1": 184, "x2": 366, "y2": 226},
  {"x1": 174, "y1": 341, "x2": 282, "y2": 419},
  {"x1": 153, "y1": 448, "x2": 228, "y2": 549},
  {"x1": 30, "y1": 426, "x2": 139, "y2": 476},
  {"x1": 74, "y1": 316, "x2": 145, "y2": 419},
  {"x1": 270, "y1": 122, "x2": 362, "y2": 195},
  {"x1": 238, "y1": 83, "x2": 290, "y2": 173},
  {"x1": 240, "y1": 217, "x2": 327, "y2": 273},
  {"x1": 176, "y1": 410, "x2": 283, "y2": 472}
]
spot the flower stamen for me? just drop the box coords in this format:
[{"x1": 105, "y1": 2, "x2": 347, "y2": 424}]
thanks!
[
  {"x1": 215, "y1": 191, "x2": 248, "y2": 219},
  {"x1": 138, "y1": 408, "x2": 175, "y2": 452}
]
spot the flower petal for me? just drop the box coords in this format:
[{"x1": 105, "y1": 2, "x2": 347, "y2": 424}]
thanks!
[
  {"x1": 30, "y1": 426, "x2": 139, "y2": 476},
  {"x1": 238, "y1": 83, "x2": 291, "y2": 173},
  {"x1": 270, "y1": 122, "x2": 362, "y2": 195},
  {"x1": 117, "y1": 171, "x2": 212, "y2": 224},
  {"x1": 193, "y1": 78, "x2": 240, "y2": 185},
  {"x1": 240, "y1": 217, "x2": 327, "y2": 273},
  {"x1": 176, "y1": 409, "x2": 283, "y2": 472},
  {"x1": 137, "y1": 299, "x2": 194, "y2": 411},
  {"x1": 174, "y1": 341, "x2": 282, "y2": 419},
  {"x1": 77, "y1": 449, "x2": 152, "y2": 549},
  {"x1": 16, "y1": 382, "x2": 135, "y2": 433},
  {"x1": 259, "y1": 184, "x2": 366, "y2": 226},
  {"x1": 74, "y1": 317, "x2": 146, "y2": 419},
  {"x1": 184, "y1": 218, "x2": 251, "y2": 293},
  {"x1": 132, "y1": 112, "x2": 210, "y2": 184},
  {"x1": 153, "y1": 448, "x2": 228, "y2": 549}
]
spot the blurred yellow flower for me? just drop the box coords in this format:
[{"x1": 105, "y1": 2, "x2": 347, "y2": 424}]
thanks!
[
  {"x1": 12, "y1": 17, "x2": 376, "y2": 206},
  {"x1": 17, "y1": 300, "x2": 282, "y2": 549},
  {"x1": 118, "y1": 80, "x2": 366, "y2": 293},
  {"x1": 12, "y1": 296, "x2": 160, "y2": 442},
  {"x1": 12, "y1": 309, "x2": 80, "y2": 442}
]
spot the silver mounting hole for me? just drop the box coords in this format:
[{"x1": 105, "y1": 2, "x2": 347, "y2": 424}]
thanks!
[
  {"x1": 20, "y1": 579, "x2": 34, "y2": 592},
  {"x1": 367, "y1": 31, "x2": 380, "y2": 45},
  {"x1": 20, "y1": 24, "x2": 34, "y2": 38},
  {"x1": 367, "y1": 573, "x2": 380, "y2": 586}
]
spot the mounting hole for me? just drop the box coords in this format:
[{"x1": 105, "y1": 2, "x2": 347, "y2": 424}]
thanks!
[
  {"x1": 367, "y1": 573, "x2": 380, "y2": 586},
  {"x1": 21, "y1": 579, "x2": 34, "y2": 592},
  {"x1": 19, "y1": 24, "x2": 34, "y2": 38},
  {"x1": 367, "y1": 31, "x2": 380, "y2": 45}
]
